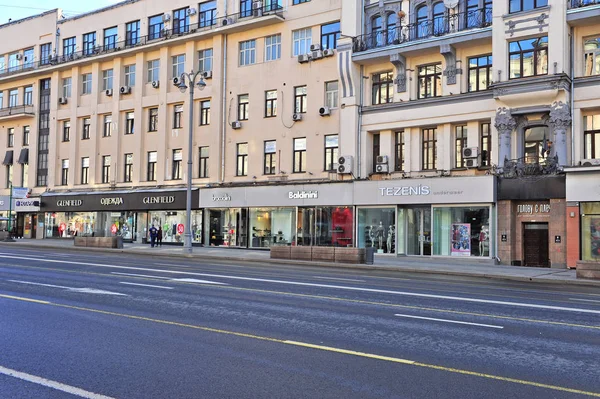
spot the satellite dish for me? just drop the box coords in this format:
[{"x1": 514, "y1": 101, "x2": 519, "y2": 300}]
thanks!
[{"x1": 443, "y1": 0, "x2": 459, "y2": 8}]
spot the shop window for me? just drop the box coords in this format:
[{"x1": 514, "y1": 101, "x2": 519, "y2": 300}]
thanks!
[
  {"x1": 584, "y1": 114, "x2": 600, "y2": 159},
  {"x1": 294, "y1": 86, "x2": 307, "y2": 114},
  {"x1": 372, "y1": 71, "x2": 393, "y2": 105},
  {"x1": 172, "y1": 149, "x2": 182, "y2": 180},
  {"x1": 395, "y1": 131, "x2": 405, "y2": 171},
  {"x1": 509, "y1": 0, "x2": 548, "y2": 13},
  {"x1": 250, "y1": 208, "x2": 295, "y2": 248},
  {"x1": 324, "y1": 135, "x2": 338, "y2": 172},
  {"x1": 454, "y1": 126, "x2": 467, "y2": 168},
  {"x1": 480, "y1": 122, "x2": 491, "y2": 167},
  {"x1": 418, "y1": 64, "x2": 442, "y2": 99},
  {"x1": 237, "y1": 143, "x2": 248, "y2": 176},
  {"x1": 45, "y1": 212, "x2": 96, "y2": 238},
  {"x1": 149, "y1": 210, "x2": 203, "y2": 244},
  {"x1": 432, "y1": 206, "x2": 491, "y2": 257},
  {"x1": 584, "y1": 37, "x2": 600, "y2": 77},
  {"x1": 264, "y1": 140, "x2": 276, "y2": 175},
  {"x1": 422, "y1": 128, "x2": 437, "y2": 170},
  {"x1": 199, "y1": 146, "x2": 209, "y2": 178},
  {"x1": 297, "y1": 207, "x2": 353, "y2": 247},
  {"x1": 581, "y1": 203, "x2": 600, "y2": 261},
  {"x1": 209, "y1": 208, "x2": 246, "y2": 247},
  {"x1": 509, "y1": 36, "x2": 548, "y2": 79},
  {"x1": 293, "y1": 138, "x2": 306, "y2": 173},
  {"x1": 357, "y1": 208, "x2": 395, "y2": 253}
]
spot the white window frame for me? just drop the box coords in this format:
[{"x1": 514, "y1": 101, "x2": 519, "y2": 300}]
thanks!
[
  {"x1": 239, "y1": 40, "x2": 256, "y2": 66},
  {"x1": 584, "y1": 36, "x2": 600, "y2": 77},
  {"x1": 124, "y1": 64, "x2": 136, "y2": 87},
  {"x1": 293, "y1": 28, "x2": 312, "y2": 57},
  {"x1": 147, "y1": 59, "x2": 160, "y2": 82},
  {"x1": 63, "y1": 77, "x2": 72, "y2": 98},
  {"x1": 265, "y1": 34, "x2": 281, "y2": 62},
  {"x1": 102, "y1": 69, "x2": 113, "y2": 91},
  {"x1": 172, "y1": 54, "x2": 185, "y2": 79},
  {"x1": 325, "y1": 81, "x2": 339, "y2": 109},
  {"x1": 82, "y1": 74, "x2": 92, "y2": 95},
  {"x1": 198, "y1": 49, "x2": 213, "y2": 72}
]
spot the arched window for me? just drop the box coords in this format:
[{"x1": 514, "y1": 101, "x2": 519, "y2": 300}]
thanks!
[
  {"x1": 416, "y1": 5, "x2": 428, "y2": 38},
  {"x1": 466, "y1": 0, "x2": 479, "y2": 28},
  {"x1": 433, "y1": 2, "x2": 446, "y2": 35},
  {"x1": 387, "y1": 13, "x2": 398, "y2": 43},
  {"x1": 372, "y1": 15, "x2": 384, "y2": 47},
  {"x1": 524, "y1": 126, "x2": 550, "y2": 164}
]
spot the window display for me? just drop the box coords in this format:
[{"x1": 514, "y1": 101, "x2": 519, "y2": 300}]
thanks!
[
  {"x1": 581, "y1": 203, "x2": 600, "y2": 261},
  {"x1": 97, "y1": 211, "x2": 137, "y2": 240},
  {"x1": 209, "y1": 209, "x2": 246, "y2": 247},
  {"x1": 358, "y1": 207, "x2": 396, "y2": 254},
  {"x1": 297, "y1": 207, "x2": 353, "y2": 247},
  {"x1": 45, "y1": 212, "x2": 96, "y2": 238},
  {"x1": 148, "y1": 210, "x2": 203, "y2": 244},
  {"x1": 432, "y1": 206, "x2": 490, "y2": 257},
  {"x1": 249, "y1": 208, "x2": 295, "y2": 248}
]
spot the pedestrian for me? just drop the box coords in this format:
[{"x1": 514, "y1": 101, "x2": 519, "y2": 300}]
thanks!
[
  {"x1": 149, "y1": 224, "x2": 158, "y2": 248},
  {"x1": 157, "y1": 227, "x2": 163, "y2": 247}
]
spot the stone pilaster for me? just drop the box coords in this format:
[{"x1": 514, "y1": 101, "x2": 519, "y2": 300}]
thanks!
[
  {"x1": 494, "y1": 107, "x2": 517, "y2": 168},
  {"x1": 390, "y1": 53, "x2": 407, "y2": 93},
  {"x1": 549, "y1": 101, "x2": 571, "y2": 166}
]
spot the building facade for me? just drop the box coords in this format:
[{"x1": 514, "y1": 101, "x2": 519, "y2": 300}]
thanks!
[{"x1": 0, "y1": 0, "x2": 598, "y2": 267}]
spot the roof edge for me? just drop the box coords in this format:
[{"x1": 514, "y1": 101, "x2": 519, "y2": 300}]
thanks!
[
  {"x1": 0, "y1": 8, "x2": 59, "y2": 30},
  {"x1": 58, "y1": 0, "x2": 142, "y2": 24}
]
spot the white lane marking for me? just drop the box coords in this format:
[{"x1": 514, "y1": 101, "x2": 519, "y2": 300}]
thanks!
[
  {"x1": 171, "y1": 278, "x2": 229, "y2": 285},
  {"x1": 569, "y1": 298, "x2": 600, "y2": 304},
  {"x1": 0, "y1": 365, "x2": 116, "y2": 399},
  {"x1": 359, "y1": 275, "x2": 412, "y2": 281},
  {"x1": 153, "y1": 263, "x2": 189, "y2": 267},
  {"x1": 111, "y1": 272, "x2": 171, "y2": 280},
  {"x1": 394, "y1": 314, "x2": 504, "y2": 329},
  {"x1": 119, "y1": 282, "x2": 173, "y2": 290},
  {"x1": 7, "y1": 280, "x2": 128, "y2": 296},
  {"x1": 2, "y1": 254, "x2": 600, "y2": 315},
  {"x1": 312, "y1": 276, "x2": 366, "y2": 283}
]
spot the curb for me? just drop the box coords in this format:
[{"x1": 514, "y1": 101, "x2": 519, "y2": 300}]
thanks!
[{"x1": 2, "y1": 242, "x2": 600, "y2": 288}]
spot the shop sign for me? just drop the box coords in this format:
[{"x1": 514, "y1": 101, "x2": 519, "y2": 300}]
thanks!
[
  {"x1": 111, "y1": 224, "x2": 118, "y2": 234},
  {"x1": 14, "y1": 198, "x2": 41, "y2": 212},
  {"x1": 57, "y1": 199, "x2": 83, "y2": 207},
  {"x1": 143, "y1": 196, "x2": 176, "y2": 204},
  {"x1": 212, "y1": 194, "x2": 231, "y2": 202},
  {"x1": 177, "y1": 224, "x2": 185, "y2": 234},
  {"x1": 100, "y1": 197, "x2": 124, "y2": 206},
  {"x1": 379, "y1": 185, "x2": 431, "y2": 197},
  {"x1": 517, "y1": 203, "x2": 551, "y2": 215},
  {"x1": 288, "y1": 190, "x2": 318, "y2": 200}
]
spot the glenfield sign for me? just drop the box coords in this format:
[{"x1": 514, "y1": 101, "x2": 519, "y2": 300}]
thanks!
[{"x1": 41, "y1": 190, "x2": 197, "y2": 211}]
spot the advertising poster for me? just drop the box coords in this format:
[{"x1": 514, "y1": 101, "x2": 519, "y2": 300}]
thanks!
[
  {"x1": 451, "y1": 223, "x2": 471, "y2": 256},
  {"x1": 589, "y1": 217, "x2": 600, "y2": 259}
]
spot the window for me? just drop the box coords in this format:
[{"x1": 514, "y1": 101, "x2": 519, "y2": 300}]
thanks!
[
  {"x1": 416, "y1": 5, "x2": 428, "y2": 38},
  {"x1": 172, "y1": 54, "x2": 185, "y2": 79},
  {"x1": 81, "y1": 157, "x2": 89, "y2": 184},
  {"x1": 238, "y1": 94, "x2": 249, "y2": 120},
  {"x1": 174, "y1": 104, "x2": 183, "y2": 128},
  {"x1": 103, "y1": 115, "x2": 112, "y2": 137},
  {"x1": 198, "y1": 49, "x2": 213, "y2": 72},
  {"x1": 524, "y1": 126, "x2": 549, "y2": 164},
  {"x1": 6, "y1": 164, "x2": 13, "y2": 188},
  {"x1": 480, "y1": 123, "x2": 492, "y2": 167},
  {"x1": 433, "y1": 2, "x2": 447, "y2": 35},
  {"x1": 372, "y1": 71, "x2": 393, "y2": 105},
  {"x1": 104, "y1": 27, "x2": 118, "y2": 50},
  {"x1": 0, "y1": 92, "x2": 3, "y2": 108},
  {"x1": 372, "y1": 133, "x2": 380, "y2": 172},
  {"x1": 83, "y1": 32, "x2": 96, "y2": 56},
  {"x1": 324, "y1": 135, "x2": 338, "y2": 172},
  {"x1": 293, "y1": 138, "x2": 307, "y2": 173},
  {"x1": 102, "y1": 156, "x2": 111, "y2": 184},
  {"x1": 325, "y1": 81, "x2": 338, "y2": 109},
  {"x1": 82, "y1": 118, "x2": 91, "y2": 140},
  {"x1": 386, "y1": 13, "x2": 398, "y2": 45},
  {"x1": 173, "y1": 7, "x2": 190, "y2": 34},
  {"x1": 7, "y1": 128, "x2": 14, "y2": 147},
  {"x1": 172, "y1": 149, "x2": 182, "y2": 180},
  {"x1": 0, "y1": 56, "x2": 4, "y2": 72},
  {"x1": 293, "y1": 0, "x2": 310, "y2": 4},
  {"x1": 455, "y1": 126, "x2": 467, "y2": 168},
  {"x1": 418, "y1": 64, "x2": 442, "y2": 99},
  {"x1": 265, "y1": 34, "x2": 281, "y2": 61},
  {"x1": 63, "y1": 121, "x2": 71, "y2": 142},
  {"x1": 125, "y1": 112, "x2": 135, "y2": 134},
  {"x1": 509, "y1": 36, "x2": 548, "y2": 79},
  {"x1": 23, "y1": 126, "x2": 30, "y2": 146},
  {"x1": 239, "y1": 40, "x2": 256, "y2": 66},
  {"x1": 40, "y1": 43, "x2": 52, "y2": 65},
  {"x1": 124, "y1": 154, "x2": 133, "y2": 182},
  {"x1": 584, "y1": 114, "x2": 600, "y2": 159},
  {"x1": 199, "y1": 1, "x2": 217, "y2": 27},
  {"x1": 147, "y1": 151, "x2": 157, "y2": 181},
  {"x1": 422, "y1": 128, "x2": 437, "y2": 170},
  {"x1": 8, "y1": 89, "x2": 18, "y2": 107},
  {"x1": 8, "y1": 53, "x2": 20, "y2": 73},
  {"x1": 61, "y1": 160, "x2": 69, "y2": 185},
  {"x1": 24, "y1": 86, "x2": 33, "y2": 105},
  {"x1": 21, "y1": 163, "x2": 27, "y2": 187},
  {"x1": 147, "y1": 60, "x2": 160, "y2": 83},
  {"x1": 240, "y1": 0, "x2": 253, "y2": 17},
  {"x1": 149, "y1": 108, "x2": 158, "y2": 131},
  {"x1": 148, "y1": 15, "x2": 164, "y2": 40},
  {"x1": 293, "y1": 28, "x2": 312, "y2": 56},
  {"x1": 395, "y1": 131, "x2": 405, "y2": 171},
  {"x1": 82, "y1": 73, "x2": 92, "y2": 95},
  {"x1": 62, "y1": 77, "x2": 72, "y2": 98},
  {"x1": 22, "y1": 47, "x2": 33, "y2": 69},
  {"x1": 200, "y1": 100, "x2": 211, "y2": 125},
  {"x1": 509, "y1": 0, "x2": 548, "y2": 13},
  {"x1": 321, "y1": 21, "x2": 340, "y2": 50},
  {"x1": 199, "y1": 147, "x2": 209, "y2": 178},
  {"x1": 237, "y1": 143, "x2": 249, "y2": 176},
  {"x1": 63, "y1": 37, "x2": 76, "y2": 57},
  {"x1": 124, "y1": 65, "x2": 136, "y2": 87},
  {"x1": 103, "y1": 69, "x2": 113, "y2": 91},
  {"x1": 468, "y1": 55, "x2": 492, "y2": 92},
  {"x1": 294, "y1": 86, "x2": 307, "y2": 114},
  {"x1": 584, "y1": 37, "x2": 600, "y2": 77},
  {"x1": 126, "y1": 20, "x2": 140, "y2": 46},
  {"x1": 265, "y1": 90, "x2": 277, "y2": 117},
  {"x1": 264, "y1": 140, "x2": 276, "y2": 175}
]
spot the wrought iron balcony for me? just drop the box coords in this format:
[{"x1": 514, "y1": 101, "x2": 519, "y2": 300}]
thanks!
[
  {"x1": 0, "y1": 4, "x2": 284, "y2": 79},
  {"x1": 353, "y1": 8, "x2": 492, "y2": 53},
  {"x1": 0, "y1": 104, "x2": 35, "y2": 120},
  {"x1": 569, "y1": 0, "x2": 600, "y2": 8}
]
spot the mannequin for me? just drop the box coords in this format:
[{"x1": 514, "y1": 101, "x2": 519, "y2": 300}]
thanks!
[
  {"x1": 376, "y1": 221, "x2": 385, "y2": 250},
  {"x1": 368, "y1": 225, "x2": 376, "y2": 247},
  {"x1": 387, "y1": 224, "x2": 395, "y2": 254},
  {"x1": 479, "y1": 225, "x2": 489, "y2": 256}
]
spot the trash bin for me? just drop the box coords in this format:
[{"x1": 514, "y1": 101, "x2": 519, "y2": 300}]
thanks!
[{"x1": 365, "y1": 247, "x2": 375, "y2": 265}]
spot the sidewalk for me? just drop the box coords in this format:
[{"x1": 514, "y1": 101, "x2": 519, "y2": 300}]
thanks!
[{"x1": 1, "y1": 239, "x2": 599, "y2": 288}]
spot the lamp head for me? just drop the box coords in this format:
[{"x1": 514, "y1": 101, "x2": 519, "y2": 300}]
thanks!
[
  {"x1": 178, "y1": 79, "x2": 188, "y2": 93},
  {"x1": 197, "y1": 78, "x2": 207, "y2": 91}
]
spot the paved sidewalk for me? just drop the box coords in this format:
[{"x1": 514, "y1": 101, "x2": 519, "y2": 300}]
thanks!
[{"x1": 1, "y1": 238, "x2": 599, "y2": 288}]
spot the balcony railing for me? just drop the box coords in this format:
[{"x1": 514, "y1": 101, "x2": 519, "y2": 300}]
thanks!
[
  {"x1": 0, "y1": 104, "x2": 35, "y2": 118},
  {"x1": 0, "y1": 4, "x2": 284, "y2": 79},
  {"x1": 353, "y1": 8, "x2": 492, "y2": 53},
  {"x1": 569, "y1": 0, "x2": 600, "y2": 8}
]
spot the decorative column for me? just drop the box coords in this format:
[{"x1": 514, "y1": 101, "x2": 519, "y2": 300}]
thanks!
[
  {"x1": 440, "y1": 44, "x2": 461, "y2": 85},
  {"x1": 494, "y1": 107, "x2": 516, "y2": 168},
  {"x1": 549, "y1": 101, "x2": 571, "y2": 166},
  {"x1": 390, "y1": 53, "x2": 407, "y2": 93}
]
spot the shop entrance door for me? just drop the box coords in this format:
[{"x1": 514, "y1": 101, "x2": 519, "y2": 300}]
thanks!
[
  {"x1": 31, "y1": 214, "x2": 37, "y2": 239},
  {"x1": 406, "y1": 207, "x2": 432, "y2": 256},
  {"x1": 523, "y1": 223, "x2": 549, "y2": 267}
]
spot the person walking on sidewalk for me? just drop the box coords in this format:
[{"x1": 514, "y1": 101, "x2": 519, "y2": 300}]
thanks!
[
  {"x1": 157, "y1": 227, "x2": 163, "y2": 247},
  {"x1": 149, "y1": 224, "x2": 158, "y2": 248}
]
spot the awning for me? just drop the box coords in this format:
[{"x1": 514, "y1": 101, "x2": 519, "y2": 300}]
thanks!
[
  {"x1": 17, "y1": 148, "x2": 29, "y2": 164},
  {"x1": 2, "y1": 150, "x2": 13, "y2": 165}
]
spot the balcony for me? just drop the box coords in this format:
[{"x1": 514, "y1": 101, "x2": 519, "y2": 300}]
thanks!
[
  {"x1": 567, "y1": 0, "x2": 600, "y2": 25},
  {"x1": 0, "y1": 4, "x2": 284, "y2": 80},
  {"x1": 0, "y1": 104, "x2": 35, "y2": 121},
  {"x1": 352, "y1": 9, "x2": 492, "y2": 61}
]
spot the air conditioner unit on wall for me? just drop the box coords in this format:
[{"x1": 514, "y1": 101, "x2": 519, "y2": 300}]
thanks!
[
  {"x1": 202, "y1": 70, "x2": 213, "y2": 79},
  {"x1": 297, "y1": 54, "x2": 310, "y2": 63},
  {"x1": 152, "y1": 80, "x2": 160, "y2": 89},
  {"x1": 310, "y1": 44, "x2": 322, "y2": 52},
  {"x1": 581, "y1": 158, "x2": 600, "y2": 166},
  {"x1": 337, "y1": 155, "x2": 353, "y2": 174},
  {"x1": 59, "y1": 97, "x2": 68, "y2": 105},
  {"x1": 163, "y1": 14, "x2": 171, "y2": 21},
  {"x1": 376, "y1": 164, "x2": 389, "y2": 173},
  {"x1": 120, "y1": 86, "x2": 131, "y2": 95},
  {"x1": 292, "y1": 113, "x2": 303, "y2": 122},
  {"x1": 187, "y1": 8, "x2": 197, "y2": 15},
  {"x1": 311, "y1": 50, "x2": 323, "y2": 60},
  {"x1": 462, "y1": 147, "x2": 479, "y2": 159},
  {"x1": 323, "y1": 49, "x2": 335, "y2": 57},
  {"x1": 105, "y1": 89, "x2": 113, "y2": 97},
  {"x1": 376, "y1": 155, "x2": 389, "y2": 164},
  {"x1": 466, "y1": 158, "x2": 479, "y2": 168},
  {"x1": 319, "y1": 106, "x2": 330, "y2": 116},
  {"x1": 232, "y1": 121, "x2": 242, "y2": 129}
]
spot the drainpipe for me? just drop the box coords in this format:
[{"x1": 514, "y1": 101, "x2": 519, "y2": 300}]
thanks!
[
  {"x1": 220, "y1": 34, "x2": 228, "y2": 183},
  {"x1": 357, "y1": 65, "x2": 364, "y2": 179},
  {"x1": 570, "y1": 26, "x2": 575, "y2": 166}
]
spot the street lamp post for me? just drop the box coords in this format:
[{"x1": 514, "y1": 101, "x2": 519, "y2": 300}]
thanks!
[{"x1": 174, "y1": 70, "x2": 206, "y2": 254}]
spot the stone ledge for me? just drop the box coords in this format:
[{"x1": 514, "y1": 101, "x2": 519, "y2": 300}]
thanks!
[
  {"x1": 74, "y1": 236, "x2": 123, "y2": 249},
  {"x1": 576, "y1": 261, "x2": 600, "y2": 280}
]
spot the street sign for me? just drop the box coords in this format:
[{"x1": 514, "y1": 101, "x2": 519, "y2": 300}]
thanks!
[{"x1": 12, "y1": 187, "x2": 29, "y2": 199}]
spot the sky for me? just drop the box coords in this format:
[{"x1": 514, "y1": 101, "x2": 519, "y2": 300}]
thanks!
[{"x1": 0, "y1": 0, "x2": 120, "y2": 22}]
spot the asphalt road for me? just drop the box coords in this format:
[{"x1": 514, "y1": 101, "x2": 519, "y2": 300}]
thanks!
[{"x1": 0, "y1": 246, "x2": 599, "y2": 399}]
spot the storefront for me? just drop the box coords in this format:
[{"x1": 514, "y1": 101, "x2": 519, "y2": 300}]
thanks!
[
  {"x1": 353, "y1": 176, "x2": 496, "y2": 258},
  {"x1": 41, "y1": 189, "x2": 200, "y2": 244},
  {"x1": 0, "y1": 195, "x2": 13, "y2": 233},
  {"x1": 14, "y1": 197, "x2": 41, "y2": 239},
  {"x1": 198, "y1": 183, "x2": 354, "y2": 249},
  {"x1": 566, "y1": 171, "x2": 600, "y2": 268}
]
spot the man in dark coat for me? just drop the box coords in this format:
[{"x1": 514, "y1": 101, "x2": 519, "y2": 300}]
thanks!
[
  {"x1": 149, "y1": 224, "x2": 158, "y2": 248},
  {"x1": 157, "y1": 227, "x2": 163, "y2": 247}
]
